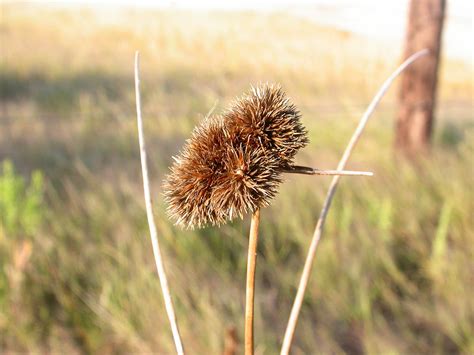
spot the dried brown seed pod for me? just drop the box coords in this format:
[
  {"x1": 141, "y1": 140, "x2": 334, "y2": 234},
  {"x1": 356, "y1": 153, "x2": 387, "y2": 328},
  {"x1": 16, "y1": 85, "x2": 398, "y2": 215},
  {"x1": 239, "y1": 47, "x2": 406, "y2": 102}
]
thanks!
[
  {"x1": 225, "y1": 85, "x2": 308, "y2": 168},
  {"x1": 163, "y1": 84, "x2": 308, "y2": 229}
]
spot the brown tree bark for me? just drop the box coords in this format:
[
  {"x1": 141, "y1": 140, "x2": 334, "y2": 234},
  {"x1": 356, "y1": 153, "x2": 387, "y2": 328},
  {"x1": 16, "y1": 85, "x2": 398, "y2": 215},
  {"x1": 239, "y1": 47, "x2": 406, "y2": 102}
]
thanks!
[{"x1": 396, "y1": 0, "x2": 446, "y2": 154}]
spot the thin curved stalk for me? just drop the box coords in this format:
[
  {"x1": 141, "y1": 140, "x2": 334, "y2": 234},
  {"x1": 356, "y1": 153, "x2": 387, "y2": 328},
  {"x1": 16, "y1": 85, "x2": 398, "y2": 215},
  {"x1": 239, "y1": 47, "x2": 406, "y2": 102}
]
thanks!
[
  {"x1": 280, "y1": 49, "x2": 429, "y2": 355},
  {"x1": 134, "y1": 51, "x2": 185, "y2": 355},
  {"x1": 245, "y1": 209, "x2": 261, "y2": 355}
]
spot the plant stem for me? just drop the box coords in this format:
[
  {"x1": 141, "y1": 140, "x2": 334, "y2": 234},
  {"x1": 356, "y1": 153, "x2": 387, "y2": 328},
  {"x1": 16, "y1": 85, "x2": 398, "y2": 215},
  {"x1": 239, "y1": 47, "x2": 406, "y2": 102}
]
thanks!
[
  {"x1": 245, "y1": 209, "x2": 261, "y2": 355},
  {"x1": 135, "y1": 51, "x2": 185, "y2": 355},
  {"x1": 280, "y1": 49, "x2": 429, "y2": 355},
  {"x1": 283, "y1": 165, "x2": 373, "y2": 176}
]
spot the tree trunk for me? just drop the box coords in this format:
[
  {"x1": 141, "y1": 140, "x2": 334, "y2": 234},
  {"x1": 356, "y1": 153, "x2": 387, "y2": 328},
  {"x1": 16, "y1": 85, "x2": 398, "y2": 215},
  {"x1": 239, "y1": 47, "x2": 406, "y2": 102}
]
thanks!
[{"x1": 395, "y1": 0, "x2": 446, "y2": 154}]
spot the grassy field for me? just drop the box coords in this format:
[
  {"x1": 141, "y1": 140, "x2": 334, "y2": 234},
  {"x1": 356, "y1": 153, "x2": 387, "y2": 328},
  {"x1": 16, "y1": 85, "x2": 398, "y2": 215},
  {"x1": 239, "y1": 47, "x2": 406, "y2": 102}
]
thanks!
[{"x1": 1, "y1": 4, "x2": 473, "y2": 354}]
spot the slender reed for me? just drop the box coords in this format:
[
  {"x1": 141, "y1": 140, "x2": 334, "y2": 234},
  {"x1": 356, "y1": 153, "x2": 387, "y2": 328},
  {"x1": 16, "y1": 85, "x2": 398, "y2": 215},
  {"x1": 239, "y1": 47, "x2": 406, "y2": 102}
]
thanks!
[
  {"x1": 134, "y1": 51, "x2": 185, "y2": 355},
  {"x1": 280, "y1": 49, "x2": 429, "y2": 355},
  {"x1": 245, "y1": 209, "x2": 261, "y2": 355}
]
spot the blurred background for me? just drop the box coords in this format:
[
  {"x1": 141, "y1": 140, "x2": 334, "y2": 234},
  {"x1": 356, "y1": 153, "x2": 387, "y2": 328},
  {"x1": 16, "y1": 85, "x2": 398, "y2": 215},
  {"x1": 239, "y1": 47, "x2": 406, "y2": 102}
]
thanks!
[{"x1": 1, "y1": 0, "x2": 472, "y2": 354}]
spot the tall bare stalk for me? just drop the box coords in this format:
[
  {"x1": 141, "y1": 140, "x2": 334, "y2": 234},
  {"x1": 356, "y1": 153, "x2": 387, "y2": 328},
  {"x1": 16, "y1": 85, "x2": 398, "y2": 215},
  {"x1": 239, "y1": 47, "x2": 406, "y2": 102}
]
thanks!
[
  {"x1": 280, "y1": 49, "x2": 429, "y2": 355},
  {"x1": 245, "y1": 209, "x2": 261, "y2": 355},
  {"x1": 134, "y1": 51, "x2": 185, "y2": 355}
]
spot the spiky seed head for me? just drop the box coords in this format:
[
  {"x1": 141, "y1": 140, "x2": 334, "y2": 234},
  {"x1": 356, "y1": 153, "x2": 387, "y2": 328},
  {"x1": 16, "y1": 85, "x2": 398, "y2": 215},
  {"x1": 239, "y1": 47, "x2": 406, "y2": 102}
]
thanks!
[{"x1": 163, "y1": 83, "x2": 308, "y2": 229}]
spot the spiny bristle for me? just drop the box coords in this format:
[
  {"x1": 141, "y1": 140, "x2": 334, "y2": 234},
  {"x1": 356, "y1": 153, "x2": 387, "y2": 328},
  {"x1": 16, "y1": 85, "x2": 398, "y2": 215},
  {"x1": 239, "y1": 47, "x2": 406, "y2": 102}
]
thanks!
[
  {"x1": 163, "y1": 83, "x2": 308, "y2": 229},
  {"x1": 226, "y1": 84, "x2": 308, "y2": 167}
]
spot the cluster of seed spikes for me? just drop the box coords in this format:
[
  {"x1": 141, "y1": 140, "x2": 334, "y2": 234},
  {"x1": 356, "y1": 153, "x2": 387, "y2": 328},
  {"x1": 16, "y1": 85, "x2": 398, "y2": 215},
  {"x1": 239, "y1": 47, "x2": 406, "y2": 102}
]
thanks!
[{"x1": 163, "y1": 84, "x2": 308, "y2": 229}]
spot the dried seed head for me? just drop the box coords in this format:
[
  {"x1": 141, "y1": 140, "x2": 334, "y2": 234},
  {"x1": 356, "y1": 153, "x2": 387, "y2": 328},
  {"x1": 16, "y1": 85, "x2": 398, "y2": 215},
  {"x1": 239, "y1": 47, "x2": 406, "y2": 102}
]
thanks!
[{"x1": 163, "y1": 84, "x2": 308, "y2": 229}]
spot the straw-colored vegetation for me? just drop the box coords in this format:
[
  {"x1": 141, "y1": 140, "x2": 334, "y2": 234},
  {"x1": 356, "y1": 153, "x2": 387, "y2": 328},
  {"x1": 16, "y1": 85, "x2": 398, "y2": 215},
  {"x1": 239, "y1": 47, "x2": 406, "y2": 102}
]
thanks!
[{"x1": 1, "y1": 5, "x2": 473, "y2": 354}]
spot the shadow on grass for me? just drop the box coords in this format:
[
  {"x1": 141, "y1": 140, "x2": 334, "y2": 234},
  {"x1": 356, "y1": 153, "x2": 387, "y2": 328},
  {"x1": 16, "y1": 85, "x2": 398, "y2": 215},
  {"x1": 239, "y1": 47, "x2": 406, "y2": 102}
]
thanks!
[
  {"x1": 0, "y1": 69, "x2": 131, "y2": 111},
  {"x1": 0, "y1": 125, "x2": 185, "y2": 189},
  {"x1": 0, "y1": 66, "x2": 228, "y2": 115}
]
